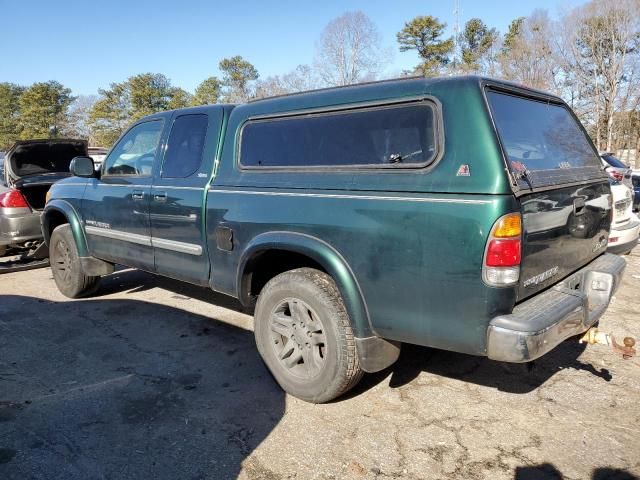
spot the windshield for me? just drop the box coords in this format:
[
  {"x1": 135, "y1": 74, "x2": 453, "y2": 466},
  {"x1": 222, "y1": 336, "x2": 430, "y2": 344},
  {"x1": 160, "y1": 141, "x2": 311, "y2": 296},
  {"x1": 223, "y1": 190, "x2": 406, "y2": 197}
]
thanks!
[{"x1": 487, "y1": 90, "x2": 603, "y2": 188}]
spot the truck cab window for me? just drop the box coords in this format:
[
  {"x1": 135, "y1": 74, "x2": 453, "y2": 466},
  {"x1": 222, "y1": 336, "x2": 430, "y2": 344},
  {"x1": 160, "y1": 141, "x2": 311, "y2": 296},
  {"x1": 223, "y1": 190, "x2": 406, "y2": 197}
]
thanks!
[
  {"x1": 162, "y1": 114, "x2": 208, "y2": 178},
  {"x1": 104, "y1": 120, "x2": 163, "y2": 176}
]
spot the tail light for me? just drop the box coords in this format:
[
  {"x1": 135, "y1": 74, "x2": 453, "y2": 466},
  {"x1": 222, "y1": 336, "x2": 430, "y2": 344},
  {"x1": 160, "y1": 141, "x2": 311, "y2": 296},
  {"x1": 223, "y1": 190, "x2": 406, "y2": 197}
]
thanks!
[
  {"x1": 0, "y1": 189, "x2": 30, "y2": 209},
  {"x1": 482, "y1": 213, "x2": 521, "y2": 287},
  {"x1": 608, "y1": 170, "x2": 623, "y2": 182}
]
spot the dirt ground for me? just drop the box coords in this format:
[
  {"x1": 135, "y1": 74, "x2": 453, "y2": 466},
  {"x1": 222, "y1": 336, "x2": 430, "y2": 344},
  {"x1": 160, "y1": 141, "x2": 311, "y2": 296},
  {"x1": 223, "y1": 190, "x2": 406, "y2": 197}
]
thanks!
[{"x1": 1, "y1": 250, "x2": 639, "y2": 480}]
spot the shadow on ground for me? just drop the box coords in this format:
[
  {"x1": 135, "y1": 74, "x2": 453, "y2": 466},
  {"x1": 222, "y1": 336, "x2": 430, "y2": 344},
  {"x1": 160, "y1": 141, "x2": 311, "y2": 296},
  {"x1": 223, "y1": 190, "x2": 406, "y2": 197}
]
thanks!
[
  {"x1": 0, "y1": 291, "x2": 283, "y2": 479},
  {"x1": 347, "y1": 337, "x2": 610, "y2": 399},
  {"x1": 86, "y1": 268, "x2": 614, "y2": 399},
  {"x1": 514, "y1": 463, "x2": 638, "y2": 480}
]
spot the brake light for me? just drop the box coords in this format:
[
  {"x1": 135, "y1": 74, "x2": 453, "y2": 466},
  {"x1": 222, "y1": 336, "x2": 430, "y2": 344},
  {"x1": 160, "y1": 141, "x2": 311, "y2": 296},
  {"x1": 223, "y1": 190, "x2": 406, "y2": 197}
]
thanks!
[
  {"x1": 608, "y1": 170, "x2": 623, "y2": 182},
  {"x1": 0, "y1": 189, "x2": 29, "y2": 208},
  {"x1": 486, "y1": 239, "x2": 521, "y2": 266},
  {"x1": 483, "y1": 213, "x2": 522, "y2": 287}
]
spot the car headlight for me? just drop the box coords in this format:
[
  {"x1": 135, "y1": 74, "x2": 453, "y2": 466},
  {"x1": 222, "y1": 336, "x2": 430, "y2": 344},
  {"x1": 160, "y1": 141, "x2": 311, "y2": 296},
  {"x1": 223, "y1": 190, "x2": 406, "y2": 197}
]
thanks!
[{"x1": 45, "y1": 189, "x2": 52, "y2": 204}]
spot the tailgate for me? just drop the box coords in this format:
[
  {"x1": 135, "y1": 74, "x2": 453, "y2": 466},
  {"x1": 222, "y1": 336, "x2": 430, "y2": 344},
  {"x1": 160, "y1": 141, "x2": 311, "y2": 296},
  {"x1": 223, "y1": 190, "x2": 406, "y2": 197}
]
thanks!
[
  {"x1": 485, "y1": 88, "x2": 612, "y2": 301},
  {"x1": 518, "y1": 181, "x2": 611, "y2": 300}
]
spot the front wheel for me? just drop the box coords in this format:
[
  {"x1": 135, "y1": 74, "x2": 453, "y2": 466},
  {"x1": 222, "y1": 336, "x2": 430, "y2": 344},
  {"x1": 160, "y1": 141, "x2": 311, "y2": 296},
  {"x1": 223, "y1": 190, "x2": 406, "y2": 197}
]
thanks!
[
  {"x1": 50, "y1": 224, "x2": 100, "y2": 298},
  {"x1": 254, "y1": 268, "x2": 363, "y2": 403}
]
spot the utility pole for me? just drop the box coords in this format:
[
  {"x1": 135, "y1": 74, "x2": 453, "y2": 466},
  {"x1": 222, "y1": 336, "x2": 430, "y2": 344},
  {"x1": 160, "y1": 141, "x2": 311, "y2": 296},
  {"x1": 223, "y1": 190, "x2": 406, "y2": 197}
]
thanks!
[{"x1": 452, "y1": 0, "x2": 461, "y2": 72}]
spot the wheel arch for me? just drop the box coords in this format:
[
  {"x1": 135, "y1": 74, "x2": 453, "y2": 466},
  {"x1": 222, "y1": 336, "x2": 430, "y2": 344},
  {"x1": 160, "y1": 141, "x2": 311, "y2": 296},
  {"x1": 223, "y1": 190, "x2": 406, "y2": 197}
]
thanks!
[
  {"x1": 237, "y1": 231, "x2": 373, "y2": 338},
  {"x1": 42, "y1": 200, "x2": 89, "y2": 257}
]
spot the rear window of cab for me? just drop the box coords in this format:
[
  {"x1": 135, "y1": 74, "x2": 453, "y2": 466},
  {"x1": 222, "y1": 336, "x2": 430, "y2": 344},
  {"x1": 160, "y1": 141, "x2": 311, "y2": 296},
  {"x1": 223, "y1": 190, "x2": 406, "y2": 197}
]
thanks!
[{"x1": 238, "y1": 102, "x2": 438, "y2": 169}]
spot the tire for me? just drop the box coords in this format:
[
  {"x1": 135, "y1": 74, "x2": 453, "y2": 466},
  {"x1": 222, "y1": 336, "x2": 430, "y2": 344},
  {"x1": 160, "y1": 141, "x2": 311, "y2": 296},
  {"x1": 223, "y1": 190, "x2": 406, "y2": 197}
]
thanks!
[
  {"x1": 254, "y1": 267, "x2": 364, "y2": 403},
  {"x1": 49, "y1": 224, "x2": 100, "y2": 298}
]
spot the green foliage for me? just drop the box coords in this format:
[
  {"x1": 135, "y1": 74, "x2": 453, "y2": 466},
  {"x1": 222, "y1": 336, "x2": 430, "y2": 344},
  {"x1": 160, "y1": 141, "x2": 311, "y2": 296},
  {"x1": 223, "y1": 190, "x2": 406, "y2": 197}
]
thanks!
[
  {"x1": 502, "y1": 17, "x2": 525, "y2": 54},
  {"x1": 88, "y1": 73, "x2": 190, "y2": 147},
  {"x1": 128, "y1": 73, "x2": 180, "y2": 120},
  {"x1": 89, "y1": 82, "x2": 131, "y2": 147},
  {"x1": 460, "y1": 18, "x2": 498, "y2": 72},
  {"x1": 18, "y1": 81, "x2": 74, "y2": 139},
  {"x1": 167, "y1": 88, "x2": 192, "y2": 110},
  {"x1": 0, "y1": 83, "x2": 25, "y2": 149},
  {"x1": 192, "y1": 77, "x2": 222, "y2": 105},
  {"x1": 219, "y1": 56, "x2": 259, "y2": 102},
  {"x1": 396, "y1": 15, "x2": 454, "y2": 76}
]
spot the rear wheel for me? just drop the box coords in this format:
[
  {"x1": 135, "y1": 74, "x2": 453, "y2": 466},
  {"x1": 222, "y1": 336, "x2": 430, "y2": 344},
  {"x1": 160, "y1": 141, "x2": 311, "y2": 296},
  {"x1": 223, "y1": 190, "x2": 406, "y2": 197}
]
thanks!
[
  {"x1": 50, "y1": 224, "x2": 100, "y2": 298},
  {"x1": 254, "y1": 268, "x2": 363, "y2": 403}
]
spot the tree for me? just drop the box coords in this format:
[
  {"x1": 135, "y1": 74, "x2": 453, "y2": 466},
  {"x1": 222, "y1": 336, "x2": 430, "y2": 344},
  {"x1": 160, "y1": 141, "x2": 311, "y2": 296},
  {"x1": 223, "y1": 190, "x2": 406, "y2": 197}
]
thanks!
[
  {"x1": 167, "y1": 87, "x2": 192, "y2": 110},
  {"x1": 89, "y1": 81, "x2": 131, "y2": 147},
  {"x1": 192, "y1": 77, "x2": 222, "y2": 105},
  {"x1": 219, "y1": 56, "x2": 259, "y2": 102},
  {"x1": 315, "y1": 11, "x2": 388, "y2": 86},
  {"x1": 88, "y1": 73, "x2": 188, "y2": 147},
  {"x1": 502, "y1": 17, "x2": 525, "y2": 54},
  {"x1": 460, "y1": 18, "x2": 498, "y2": 73},
  {"x1": 63, "y1": 95, "x2": 98, "y2": 141},
  {"x1": 397, "y1": 16, "x2": 454, "y2": 76},
  {"x1": 0, "y1": 83, "x2": 24, "y2": 149},
  {"x1": 255, "y1": 65, "x2": 319, "y2": 99},
  {"x1": 497, "y1": 11, "x2": 558, "y2": 91},
  {"x1": 18, "y1": 81, "x2": 74, "y2": 139},
  {"x1": 128, "y1": 73, "x2": 180, "y2": 119},
  {"x1": 558, "y1": 0, "x2": 640, "y2": 151}
]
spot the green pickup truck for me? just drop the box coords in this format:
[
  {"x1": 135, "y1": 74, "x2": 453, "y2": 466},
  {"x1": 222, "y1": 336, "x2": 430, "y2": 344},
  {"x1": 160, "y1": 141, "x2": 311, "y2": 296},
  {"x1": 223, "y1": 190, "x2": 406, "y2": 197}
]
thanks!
[{"x1": 42, "y1": 76, "x2": 625, "y2": 403}]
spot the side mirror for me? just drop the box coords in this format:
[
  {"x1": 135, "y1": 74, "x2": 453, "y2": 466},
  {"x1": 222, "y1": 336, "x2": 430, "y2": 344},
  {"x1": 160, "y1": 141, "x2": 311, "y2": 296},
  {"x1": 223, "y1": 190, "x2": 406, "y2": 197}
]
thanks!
[{"x1": 69, "y1": 156, "x2": 95, "y2": 177}]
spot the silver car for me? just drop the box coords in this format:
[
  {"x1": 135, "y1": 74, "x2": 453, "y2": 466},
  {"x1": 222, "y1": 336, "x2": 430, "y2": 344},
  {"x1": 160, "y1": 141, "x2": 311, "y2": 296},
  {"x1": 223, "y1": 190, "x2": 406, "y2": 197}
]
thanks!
[{"x1": 1, "y1": 139, "x2": 87, "y2": 261}]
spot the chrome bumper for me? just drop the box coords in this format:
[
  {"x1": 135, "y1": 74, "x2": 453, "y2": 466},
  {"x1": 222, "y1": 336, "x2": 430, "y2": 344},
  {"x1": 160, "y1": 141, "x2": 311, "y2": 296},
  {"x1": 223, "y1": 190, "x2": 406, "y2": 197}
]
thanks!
[{"x1": 487, "y1": 254, "x2": 626, "y2": 363}]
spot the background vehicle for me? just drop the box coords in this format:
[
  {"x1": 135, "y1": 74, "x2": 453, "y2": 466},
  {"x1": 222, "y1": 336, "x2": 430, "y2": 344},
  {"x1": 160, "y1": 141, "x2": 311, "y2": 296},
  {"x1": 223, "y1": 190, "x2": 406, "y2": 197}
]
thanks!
[
  {"x1": 43, "y1": 77, "x2": 625, "y2": 403},
  {"x1": 1, "y1": 139, "x2": 86, "y2": 270},
  {"x1": 608, "y1": 178, "x2": 640, "y2": 254},
  {"x1": 88, "y1": 146, "x2": 109, "y2": 171},
  {"x1": 601, "y1": 153, "x2": 633, "y2": 188}
]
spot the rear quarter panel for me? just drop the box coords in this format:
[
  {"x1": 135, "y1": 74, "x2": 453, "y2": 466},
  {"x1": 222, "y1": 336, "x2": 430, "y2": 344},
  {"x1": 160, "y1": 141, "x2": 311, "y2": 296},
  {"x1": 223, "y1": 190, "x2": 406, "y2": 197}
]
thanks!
[{"x1": 206, "y1": 189, "x2": 517, "y2": 355}]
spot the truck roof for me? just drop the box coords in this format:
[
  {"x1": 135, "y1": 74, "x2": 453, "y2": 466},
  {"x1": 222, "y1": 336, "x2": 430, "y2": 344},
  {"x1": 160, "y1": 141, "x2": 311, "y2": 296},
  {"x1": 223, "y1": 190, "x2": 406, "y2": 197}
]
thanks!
[
  {"x1": 143, "y1": 75, "x2": 563, "y2": 122},
  {"x1": 231, "y1": 75, "x2": 563, "y2": 120}
]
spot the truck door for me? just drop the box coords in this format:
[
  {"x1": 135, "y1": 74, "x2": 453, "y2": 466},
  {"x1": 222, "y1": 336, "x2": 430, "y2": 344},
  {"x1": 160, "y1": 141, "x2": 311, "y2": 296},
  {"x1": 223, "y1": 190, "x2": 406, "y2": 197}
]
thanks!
[
  {"x1": 82, "y1": 119, "x2": 165, "y2": 270},
  {"x1": 149, "y1": 111, "x2": 221, "y2": 285}
]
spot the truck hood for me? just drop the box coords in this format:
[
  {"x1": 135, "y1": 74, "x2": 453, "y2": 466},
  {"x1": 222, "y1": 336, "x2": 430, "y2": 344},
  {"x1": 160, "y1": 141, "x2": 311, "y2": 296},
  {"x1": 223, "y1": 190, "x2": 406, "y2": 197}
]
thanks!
[{"x1": 5, "y1": 139, "x2": 87, "y2": 183}]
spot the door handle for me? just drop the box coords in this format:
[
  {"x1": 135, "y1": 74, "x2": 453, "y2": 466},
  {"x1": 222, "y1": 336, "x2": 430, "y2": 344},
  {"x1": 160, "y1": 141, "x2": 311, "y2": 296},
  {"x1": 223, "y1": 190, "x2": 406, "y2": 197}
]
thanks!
[
  {"x1": 132, "y1": 190, "x2": 144, "y2": 200},
  {"x1": 153, "y1": 192, "x2": 167, "y2": 202}
]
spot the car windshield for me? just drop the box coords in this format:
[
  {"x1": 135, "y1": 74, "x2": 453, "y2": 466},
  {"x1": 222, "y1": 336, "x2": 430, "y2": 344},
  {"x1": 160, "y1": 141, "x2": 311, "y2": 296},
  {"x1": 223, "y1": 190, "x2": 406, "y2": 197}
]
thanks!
[
  {"x1": 487, "y1": 90, "x2": 603, "y2": 188},
  {"x1": 601, "y1": 154, "x2": 628, "y2": 169}
]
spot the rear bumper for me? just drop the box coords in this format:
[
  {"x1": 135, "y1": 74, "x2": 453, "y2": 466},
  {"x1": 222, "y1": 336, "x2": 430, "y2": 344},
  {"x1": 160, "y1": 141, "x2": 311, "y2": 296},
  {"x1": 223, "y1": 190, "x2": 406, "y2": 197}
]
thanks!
[
  {"x1": 607, "y1": 218, "x2": 639, "y2": 255},
  {"x1": 0, "y1": 210, "x2": 42, "y2": 247},
  {"x1": 487, "y1": 253, "x2": 626, "y2": 363}
]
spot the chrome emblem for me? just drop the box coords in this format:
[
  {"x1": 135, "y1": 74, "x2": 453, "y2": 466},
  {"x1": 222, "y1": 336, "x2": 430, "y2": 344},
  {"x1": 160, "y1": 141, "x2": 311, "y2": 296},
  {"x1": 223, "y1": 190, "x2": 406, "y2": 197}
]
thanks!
[{"x1": 524, "y1": 266, "x2": 560, "y2": 287}]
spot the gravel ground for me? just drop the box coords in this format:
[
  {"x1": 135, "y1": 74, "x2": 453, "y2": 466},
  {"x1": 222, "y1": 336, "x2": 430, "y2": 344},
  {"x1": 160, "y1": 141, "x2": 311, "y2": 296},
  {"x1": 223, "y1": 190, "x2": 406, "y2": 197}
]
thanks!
[{"x1": 0, "y1": 250, "x2": 639, "y2": 480}]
